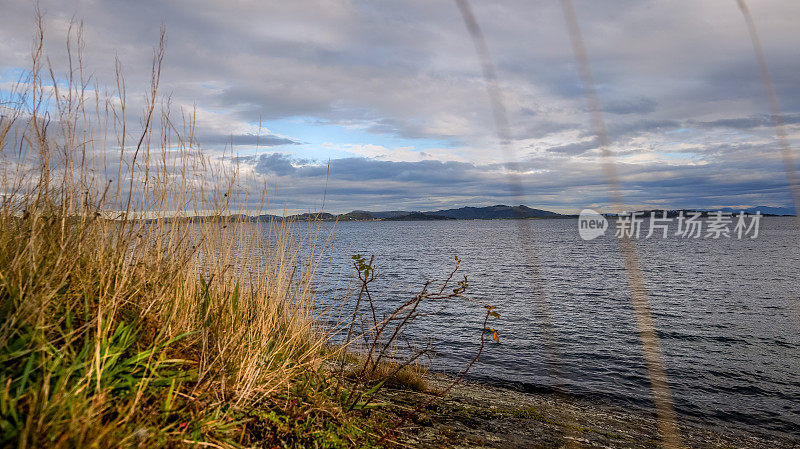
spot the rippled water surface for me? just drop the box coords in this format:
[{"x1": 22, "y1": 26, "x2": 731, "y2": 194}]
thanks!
[{"x1": 304, "y1": 218, "x2": 800, "y2": 437}]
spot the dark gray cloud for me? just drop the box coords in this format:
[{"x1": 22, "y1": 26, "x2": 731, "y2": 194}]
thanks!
[
  {"x1": 545, "y1": 140, "x2": 597, "y2": 155},
  {"x1": 242, "y1": 145, "x2": 797, "y2": 213},
  {"x1": 254, "y1": 153, "x2": 477, "y2": 183},
  {"x1": 695, "y1": 113, "x2": 800, "y2": 130},
  {"x1": 198, "y1": 133, "x2": 299, "y2": 147},
  {"x1": 254, "y1": 153, "x2": 300, "y2": 176},
  {"x1": 604, "y1": 97, "x2": 658, "y2": 115}
]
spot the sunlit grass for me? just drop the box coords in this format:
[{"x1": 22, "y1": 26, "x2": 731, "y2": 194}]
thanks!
[{"x1": 0, "y1": 16, "x2": 383, "y2": 448}]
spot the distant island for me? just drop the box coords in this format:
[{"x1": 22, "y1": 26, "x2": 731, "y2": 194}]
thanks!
[{"x1": 245, "y1": 205, "x2": 573, "y2": 222}]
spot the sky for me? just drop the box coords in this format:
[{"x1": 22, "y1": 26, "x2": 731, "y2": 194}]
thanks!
[{"x1": 1, "y1": 0, "x2": 799, "y2": 214}]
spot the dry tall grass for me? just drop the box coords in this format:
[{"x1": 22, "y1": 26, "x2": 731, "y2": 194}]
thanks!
[
  {"x1": 0, "y1": 17, "x2": 337, "y2": 448},
  {"x1": 0, "y1": 11, "x2": 503, "y2": 448}
]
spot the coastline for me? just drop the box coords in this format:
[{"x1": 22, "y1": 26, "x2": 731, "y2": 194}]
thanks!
[{"x1": 378, "y1": 373, "x2": 798, "y2": 448}]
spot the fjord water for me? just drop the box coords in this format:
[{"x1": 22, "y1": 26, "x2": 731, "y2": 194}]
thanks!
[{"x1": 310, "y1": 218, "x2": 800, "y2": 437}]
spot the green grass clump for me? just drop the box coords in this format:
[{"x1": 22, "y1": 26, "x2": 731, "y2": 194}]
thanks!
[{"x1": 0, "y1": 16, "x2": 391, "y2": 448}]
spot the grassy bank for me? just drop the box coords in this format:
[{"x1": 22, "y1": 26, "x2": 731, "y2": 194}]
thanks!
[
  {"x1": 0, "y1": 16, "x2": 499, "y2": 448},
  {"x1": 0, "y1": 20, "x2": 389, "y2": 448},
  {"x1": 0, "y1": 201, "x2": 370, "y2": 447}
]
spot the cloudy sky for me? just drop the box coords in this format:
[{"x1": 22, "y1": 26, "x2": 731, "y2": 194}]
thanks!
[{"x1": 2, "y1": 0, "x2": 799, "y2": 213}]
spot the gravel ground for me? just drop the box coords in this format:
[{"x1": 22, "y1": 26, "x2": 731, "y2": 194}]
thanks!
[{"x1": 376, "y1": 375, "x2": 798, "y2": 449}]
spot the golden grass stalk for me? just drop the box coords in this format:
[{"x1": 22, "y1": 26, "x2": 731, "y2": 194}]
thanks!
[{"x1": 0, "y1": 14, "x2": 328, "y2": 448}]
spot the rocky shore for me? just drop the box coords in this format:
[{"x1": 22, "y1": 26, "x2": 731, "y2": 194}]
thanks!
[{"x1": 377, "y1": 375, "x2": 797, "y2": 448}]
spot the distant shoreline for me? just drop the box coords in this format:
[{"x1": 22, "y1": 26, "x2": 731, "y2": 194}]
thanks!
[{"x1": 151, "y1": 204, "x2": 796, "y2": 223}]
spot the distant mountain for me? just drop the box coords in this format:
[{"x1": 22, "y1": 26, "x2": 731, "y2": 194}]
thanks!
[
  {"x1": 382, "y1": 212, "x2": 453, "y2": 221},
  {"x1": 287, "y1": 212, "x2": 336, "y2": 221},
  {"x1": 717, "y1": 206, "x2": 795, "y2": 216},
  {"x1": 368, "y1": 210, "x2": 411, "y2": 219},
  {"x1": 429, "y1": 205, "x2": 568, "y2": 219},
  {"x1": 337, "y1": 210, "x2": 375, "y2": 221},
  {"x1": 257, "y1": 205, "x2": 569, "y2": 221}
]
